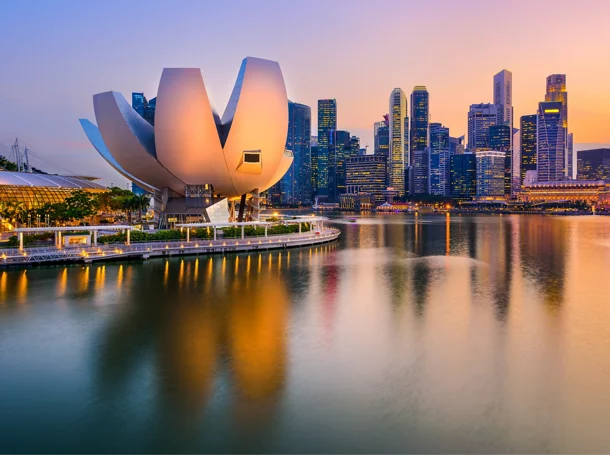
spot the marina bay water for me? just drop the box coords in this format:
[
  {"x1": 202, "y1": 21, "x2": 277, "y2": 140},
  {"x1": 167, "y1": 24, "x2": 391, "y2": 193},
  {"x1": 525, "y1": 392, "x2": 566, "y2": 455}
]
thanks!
[{"x1": 1, "y1": 214, "x2": 610, "y2": 453}]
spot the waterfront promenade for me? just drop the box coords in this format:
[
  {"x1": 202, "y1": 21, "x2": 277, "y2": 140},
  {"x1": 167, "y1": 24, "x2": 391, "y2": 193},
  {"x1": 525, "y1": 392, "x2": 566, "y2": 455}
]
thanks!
[{"x1": 0, "y1": 227, "x2": 340, "y2": 268}]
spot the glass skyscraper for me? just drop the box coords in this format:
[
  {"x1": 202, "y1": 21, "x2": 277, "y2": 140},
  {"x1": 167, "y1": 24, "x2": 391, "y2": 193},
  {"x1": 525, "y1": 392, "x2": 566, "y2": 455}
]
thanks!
[
  {"x1": 273, "y1": 101, "x2": 311, "y2": 205},
  {"x1": 374, "y1": 118, "x2": 390, "y2": 160},
  {"x1": 429, "y1": 122, "x2": 450, "y2": 196},
  {"x1": 346, "y1": 155, "x2": 387, "y2": 204},
  {"x1": 489, "y1": 124, "x2": 511, "y2": 197},
  {"x1": 388, "y1": 89, "x2": 408, "y2": 197},
  {"x1": 350, "y1": 136, "x2": 361, "y2": 159},
  {"x1": 330, "y1": 130, "x2": 351, "y2": 201},
  {"x1": 537, "y1": 101, "x2": 566, "y2": 182},
  {"x1": 450, "y1": 152, "x2": 476, "y2": 200},
  {"x1": 317, "y1": 99, "x2": 337, "y2": 199},
  {"x1": 476, "y1": 151, "x2": 505, "y2": 200},
  {"x1": 410, "y1": 86, "x2": 429, "y2": 195},
  {"x1": 576, "y1": 148, "x2": 610, "y2": 181},
  {"x1": 545, "y1": 74, "x2": 569, "y2": 178},
  {"x1": 520, "y1": 115, "x2": 537, "y2": 185},
  {"x1": 468, "y1": 103, "x2": 498, "y2": 151}
]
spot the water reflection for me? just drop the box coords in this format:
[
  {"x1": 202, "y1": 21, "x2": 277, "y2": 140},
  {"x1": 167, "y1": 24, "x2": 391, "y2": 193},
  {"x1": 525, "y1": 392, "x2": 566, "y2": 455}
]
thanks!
[{"x1": 2, "y1": 215, "x2": 610, "y2": 453}]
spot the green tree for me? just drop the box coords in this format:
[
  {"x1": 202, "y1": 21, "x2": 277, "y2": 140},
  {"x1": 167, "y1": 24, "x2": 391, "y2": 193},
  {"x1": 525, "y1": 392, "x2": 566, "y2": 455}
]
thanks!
[{"x1": 63, "y1": 190, "x2": 99, "y2": 223}]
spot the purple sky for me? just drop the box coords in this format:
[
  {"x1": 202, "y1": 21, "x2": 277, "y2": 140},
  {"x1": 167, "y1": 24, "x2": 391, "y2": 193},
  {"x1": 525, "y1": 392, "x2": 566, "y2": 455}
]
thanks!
[{"x1": 1, "y1": 0, "x2": 609, "y2": 186}]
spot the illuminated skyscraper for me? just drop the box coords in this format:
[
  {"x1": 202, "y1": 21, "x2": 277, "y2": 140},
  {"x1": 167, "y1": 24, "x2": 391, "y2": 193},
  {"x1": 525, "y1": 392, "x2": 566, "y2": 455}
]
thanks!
[
  {"x1": 520, "y1": 115, "x2": 537, "y2": 185},
  {"x1": 493, "y1": 69, "x2": 516, "y2": 196},
  {"x1": 330, "y1": 130, "x2": 351, "y2": 200},
  {"x1": 451, "y1": 152, "x2": 476, "y2": 200},
  {"x1": 490, "y1": 124, "x2": 511, "y2": 198},
  {"x1": 388, "y1": 89, "x2": 408, "y2": 197},
  {"x1": 429, "y1": 122, "x2": 450, "y2": 196},
  {"x1": 577, "y1": 148, "x2": 610, "y2": 180},
  {"x1": 545, "y1": 74, "x2": 569, "y2": 177},
  {"x1": 468, "y1": 103, "x2": 498, "y2": 151},
  {"x1": 310, "y1": 138, "x2": 319, "y2": 199},
  {"x1": 410, "y1": 86, "x2": 429, "y2": 195},
  {"x1": 350, "y1": 136, "x2": 361, "y2": 159},
  {"x1": 346, "y1": 155, "x2": 387, "y2": 204},
  {"x1": 537, "y1": 101, "x2": 566, "y2": 182},
  {"x1": 476, "y1": 151, "x2": 505, "y2": 200},
  {"x1": 317, "y1": 99, "x2": 337, "y2": 199},
  {"x1": 374, "y1": 117, "x2": 390, "y2": 159}
]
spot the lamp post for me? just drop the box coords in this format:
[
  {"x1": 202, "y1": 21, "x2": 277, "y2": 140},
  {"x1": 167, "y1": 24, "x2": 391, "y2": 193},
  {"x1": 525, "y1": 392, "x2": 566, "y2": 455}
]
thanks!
[
  {"x1": 27, "y1": 213, "x2": 31, "y2": 228},
  {"x1": 36, "y1": 214, "x2": 41, "y2": 227}
]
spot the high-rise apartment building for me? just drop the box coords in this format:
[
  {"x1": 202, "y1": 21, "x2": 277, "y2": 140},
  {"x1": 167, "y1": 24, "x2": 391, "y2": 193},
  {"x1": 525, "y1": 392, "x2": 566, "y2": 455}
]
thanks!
[
  {"x1": 450, "y1": 152, "x2": 476, "y2": 200},
  {"x1": 520, "y1": 115, "x2": 537, "y2": 185},
  {"x1": 429, "y1": 122, "x2": 450, "y2": 196},
  {"x1": 576, "y1": 148, "x2": 610, "y2": 181},
  {"x1": 388, "y1": 89, "x2": 408, "y2": 197},
  {"x1": 317, "y1": 99, "x2": 337, "y2": 199},
  {"x1": 545, "y1": 74, "x2": 569, "y2": 177},
  {"x1": 476, "y1": 150, "x2": 505, "y2": 199},
  {"x1": 346, "y1": 155, "x2": 387, "y2": 204},
  {"x1": 537, "y1": 101, "x2": 566, "y2": 182},
  {"x1": 467, "y1": 103, "x2": 498, "y2": 151}
]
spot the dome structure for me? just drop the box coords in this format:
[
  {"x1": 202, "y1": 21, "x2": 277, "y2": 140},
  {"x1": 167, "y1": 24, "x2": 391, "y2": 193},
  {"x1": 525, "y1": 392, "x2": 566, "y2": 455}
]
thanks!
[{"x1": 81, "y1": 57, "x2": 292, "y2": 204}]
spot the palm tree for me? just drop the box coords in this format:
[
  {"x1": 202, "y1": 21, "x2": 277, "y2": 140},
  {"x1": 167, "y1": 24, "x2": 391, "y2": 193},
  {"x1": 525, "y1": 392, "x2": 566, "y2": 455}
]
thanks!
[
  {"x1": 134, "y1": 194, "x2": 151, "y2": 222},
  {"x1": 0, "y1": 201, "x2": 26, "y2": 228}
]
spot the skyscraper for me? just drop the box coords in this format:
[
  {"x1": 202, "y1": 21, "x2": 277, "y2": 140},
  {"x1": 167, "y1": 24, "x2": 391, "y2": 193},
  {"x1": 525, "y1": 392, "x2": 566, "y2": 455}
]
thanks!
[
  {"x1": 490, "y1": 124, "x2": 511, "y2": 197},
  {"x1": 317, "y1": 99, "x2": 337, "y2": 199},
  {"x1": 468, "y1": 103, "x2": 498, "y2": 151},
  {"x1": 374, "y1": 116, "x2": 390, "y2": 160},
  {"x1": 537, "y1": 101, "x2": 566, "y2": 182},
  {"x1": 280, "y1": 101, "x2": 312, "y2": 205},
  {"x1": 311, "y1": 137, "x2": 319, "y2": 200},
  {"x1": 449, "y1": 136, "x2": 465, "y2": 156},
  {"x1": 388, "y1": 89, "x2": 408, "y2": 197},
  {"x1": 576, "y1": 148, "x2": 610, "y2": 180},
  {"x1": 346, "y1": 155, "x2": 387, "y2": 204},
  {"x1": 493, "y1": 69, "x2": 515, "y2": 196},
  {"x1": 450, "y1": 152, "x2": 476, "y2": 200},
  {"x1": 350, "y1": 136, "x2": 361, "y2": 159},
  {"x1": 476, "y1": 151, "x2": 505, "y2": 200},
  {"x1": 429, "y1": 122, "x2": 450, "y2": 196},
  {"x1": 410, "y1": 86, "x2": 429, "y2": 195},
  {"x1": 545, "y1": 74, "x2": 569, "y2": 177},
  {"x1": 331, "y1": 130, "x2": 351, "y2": 201},
  {"x1": 520, "y1": 115, "x2": 537, "y2": 185},
  {"x1": 132, "y1": 92, "x2": 148, "y2": 117}
]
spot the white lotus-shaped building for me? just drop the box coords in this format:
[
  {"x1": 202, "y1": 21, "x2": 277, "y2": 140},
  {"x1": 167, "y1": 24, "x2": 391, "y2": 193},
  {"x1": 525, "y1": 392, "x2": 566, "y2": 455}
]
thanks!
[{"x1": 81, "y1": 57, "x2": 292, "y2": 223}]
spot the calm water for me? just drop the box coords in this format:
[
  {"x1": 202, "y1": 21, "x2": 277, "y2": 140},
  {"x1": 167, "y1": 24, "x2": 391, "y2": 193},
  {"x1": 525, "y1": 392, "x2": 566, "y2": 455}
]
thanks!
[{"x1": 1, "y1": 214, "x2": 610, "y2": 454}]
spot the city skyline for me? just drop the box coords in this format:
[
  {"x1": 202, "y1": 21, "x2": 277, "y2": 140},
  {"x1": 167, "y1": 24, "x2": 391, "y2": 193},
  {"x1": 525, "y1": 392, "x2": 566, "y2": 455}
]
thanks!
[{"x1": 1, "y1": 0, "x2": 610, "y2": 186}]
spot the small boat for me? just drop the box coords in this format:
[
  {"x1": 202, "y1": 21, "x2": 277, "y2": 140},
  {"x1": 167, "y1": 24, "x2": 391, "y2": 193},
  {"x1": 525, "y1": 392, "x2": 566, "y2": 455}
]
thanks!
[{"x1": 347, "y1": 217, "x2": 357, "y2": 223}]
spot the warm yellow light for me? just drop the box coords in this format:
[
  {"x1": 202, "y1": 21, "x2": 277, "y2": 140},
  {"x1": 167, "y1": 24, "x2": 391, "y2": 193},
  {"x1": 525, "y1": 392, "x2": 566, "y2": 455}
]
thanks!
[{"x1": 544, "y1": 108, "x2": 560, "y2": 113}]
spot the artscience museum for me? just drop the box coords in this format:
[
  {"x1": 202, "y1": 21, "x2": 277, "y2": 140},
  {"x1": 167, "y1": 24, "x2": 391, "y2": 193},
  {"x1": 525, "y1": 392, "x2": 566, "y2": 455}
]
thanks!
[{"x1": 81, "y1": 57, "x2": 293, "y2": 226}]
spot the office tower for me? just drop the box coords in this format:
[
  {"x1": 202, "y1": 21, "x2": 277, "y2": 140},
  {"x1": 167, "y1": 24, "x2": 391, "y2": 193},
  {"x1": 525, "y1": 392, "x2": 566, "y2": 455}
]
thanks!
[
  {"x1": 144, "y1": 98, "x2": 156, "y2": 125},
  {"x1": 490, "y1": 124, "x2": 511, "y2": 198},
  {"x1": 410, "y1": 86, "x2": 429, "y2": 194},
  {"x1": 520, "y1": 115, "x2": 537, "y2": 185},
  {"x1": 388, "y1": 89, "x2": 408, "y2": 197},
  {"x1": 493, "y1": 69, "x2": 515, "y2": 196},
  {"x1": 374, "y1": 116, "x2": 390, "y2": 159},
  {"x1": 467, "y1": 103, "x2": 498, "y2": 151},
  {"x1": 131, "y1": 183, "x2": 149, "y2": 196},
  {"x1": 280, "y1": 101, "x2": 312, "y2": 205},
  {"x1": 494, "y1": 70, "x2": 513, "y2": 127},
  {"x1": 476, "y1": 151, "x2": 505, "y2": 199},
  {"x1": 450, "y1": 136, "x2": 465, "y2": 155},
  {"x1": 576, "y1": 148, "x2": 610, "y2": 180},
  {"x1": 450, "y1": 152, "x2": 476, "y2": 200},
  {"x1": 345, "y1": 155, "x2": 387, "y2": 204},
  {"x1": 350, "y1": 136, "x2": 361, "y2": 159},
  {"x1": 429, "y1": 122, "x2": 451, "y2": 196},
  {"x1": 132, "y1": 92, "x2": 148, "y2": 117},
  {"x1": 311, "y1": 140, "x2": 319, "y2": 200},
  {"x1": 545, "y1": 74, "x2": 569, "y2": 177},
  {"x1": 317, "y1": 99, "x2": 337, "y2": 199},
  {"x1": 330, "y1": 130, "x2": 351, "y2": 201},
  {"x1": 568, "y1": 132, "x2": 574, "y2": 178},
  {"x1": 537, "y1": 101, "x2": 566, "y2": 182}
]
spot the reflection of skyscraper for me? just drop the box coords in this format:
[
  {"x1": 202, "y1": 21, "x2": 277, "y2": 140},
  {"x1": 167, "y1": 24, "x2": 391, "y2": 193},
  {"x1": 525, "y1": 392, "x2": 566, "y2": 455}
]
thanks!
[
  {"x1": 410, "y1": 86, "x2": 429, "y2": 195},
  {"x1": 317, "y1": 99, "x2": 337, "y2": 199},
  {"x1": 388, "y1": 89, "x2": 408, "y2": 197},
  {"x1": 429, "y1": 122, "x2": 450, "y2": 196},
  {"x1": 520, "y1": 114, "x2": 537, "y2": 185},
  {"x1": 545, "y1": 74, "x2": 569, "y2": 178},
  {"x1": 537, "y1": 101, "x2": 565, "y2": 182}
]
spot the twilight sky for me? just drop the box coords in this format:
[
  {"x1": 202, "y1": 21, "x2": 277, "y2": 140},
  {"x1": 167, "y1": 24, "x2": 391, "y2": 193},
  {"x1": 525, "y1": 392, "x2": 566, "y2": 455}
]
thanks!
[{"x1": 1, "y1": 0, "x2": 609, "y2": 186}]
